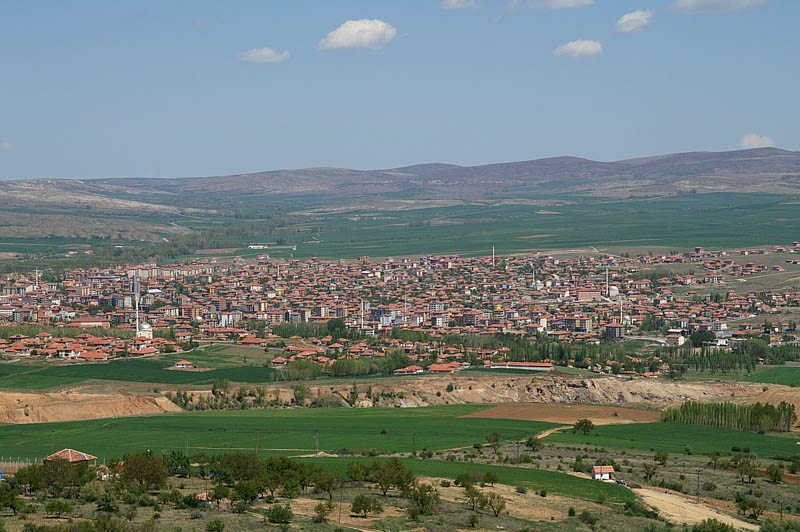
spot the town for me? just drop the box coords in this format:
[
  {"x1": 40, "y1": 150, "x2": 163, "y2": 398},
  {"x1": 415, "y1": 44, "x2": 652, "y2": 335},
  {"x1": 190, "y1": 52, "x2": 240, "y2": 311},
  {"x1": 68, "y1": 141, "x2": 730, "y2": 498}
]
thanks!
[{"x1": 2, "y1": 244, "x2": 800, "y2": 380}]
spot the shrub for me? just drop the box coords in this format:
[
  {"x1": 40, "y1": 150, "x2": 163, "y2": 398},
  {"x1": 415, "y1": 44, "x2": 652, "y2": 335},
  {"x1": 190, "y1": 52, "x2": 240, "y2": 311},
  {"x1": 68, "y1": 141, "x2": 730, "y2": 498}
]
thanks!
[
  {"x1": 267, "y1": 504, "x2": 294, "y2": 524},
  {"x1": 568, "y1": 507, "x2": 576, "y2": 517},
  {"x1": 515, "y1": 486, "x2": 528, "y2": 494},
  {"x1": 206, "y1": 519, "x2": 225, "y2": 532},
  {"x1": 579, "y1": 510, "x2": 597, "y2": 526}
]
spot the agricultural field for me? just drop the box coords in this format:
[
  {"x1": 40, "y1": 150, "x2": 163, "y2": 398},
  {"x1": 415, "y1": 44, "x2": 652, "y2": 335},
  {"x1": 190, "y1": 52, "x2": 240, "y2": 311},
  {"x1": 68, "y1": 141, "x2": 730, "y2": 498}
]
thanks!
[
  {"x1": 0, "y1": 405, "x2": 556, "y2": 460},
  {"x1": 0, "y1": 345, "x2": 279, "y2": 390},
  {"x1": 251, "y1": 193, "x2": 800, "y2": 260},
  {"x1": 544, "y1": 422, "x2": 800, "y2": 457},
  {"x1": 0, "y1": 357, "x2": 278, "y2": 391},
  {"x1": 744, "y1": 365, "x2": 800, "y2": 386}
]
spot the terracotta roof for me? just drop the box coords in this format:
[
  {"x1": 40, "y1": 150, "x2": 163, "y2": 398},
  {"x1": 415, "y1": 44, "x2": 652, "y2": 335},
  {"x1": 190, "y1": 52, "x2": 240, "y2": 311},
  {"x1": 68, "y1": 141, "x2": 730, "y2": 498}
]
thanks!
[{"x1": 46, "y1": 448, "x2": 98, "y2": 462}]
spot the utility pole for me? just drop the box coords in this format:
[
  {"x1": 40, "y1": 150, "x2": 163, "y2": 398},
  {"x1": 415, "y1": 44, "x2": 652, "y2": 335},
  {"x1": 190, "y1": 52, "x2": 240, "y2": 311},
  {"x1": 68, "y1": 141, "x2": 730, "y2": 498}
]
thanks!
[
  {"x1": 516, "y1": 441, "x2": 521, "y2": 466},
  {"x1": 338, "y1": 486, "x2": 344, "y2": 523},
  {"x1": 696, "y1": 469, "x2": 700, "y2": 504},
  {"x1": 51, "y1": 430, "x2": 54, "y2": 454},
  {"x1": 255, "y1": 431, "x2": 259, "y2": 456},
  {"x1": 314, "y1": 430, "x2": 319, "y2": 454},
  {"x1": 185, "y1": 431, "x2": 189, "y2": 457},
  {"x1": 412, "y1": 433, "x2": 416, "y2": 457}
]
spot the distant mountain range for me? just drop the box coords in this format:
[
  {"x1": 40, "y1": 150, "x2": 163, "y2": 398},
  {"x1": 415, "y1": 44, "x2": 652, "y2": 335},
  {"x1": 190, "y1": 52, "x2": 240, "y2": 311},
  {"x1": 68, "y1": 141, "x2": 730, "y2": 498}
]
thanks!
[{"x1": 3, "y1": 148, "x2": 800, "y2": 216}]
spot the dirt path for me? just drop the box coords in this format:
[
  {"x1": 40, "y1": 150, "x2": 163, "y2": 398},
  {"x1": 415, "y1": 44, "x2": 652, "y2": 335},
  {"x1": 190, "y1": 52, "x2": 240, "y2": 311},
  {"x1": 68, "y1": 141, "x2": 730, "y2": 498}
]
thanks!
[
  {"x1": 634, "y1": 488, "x2": 758, "y2": 531},
  {"x1": 535, "y1": 425, "x2": 568, "y2": 439}
]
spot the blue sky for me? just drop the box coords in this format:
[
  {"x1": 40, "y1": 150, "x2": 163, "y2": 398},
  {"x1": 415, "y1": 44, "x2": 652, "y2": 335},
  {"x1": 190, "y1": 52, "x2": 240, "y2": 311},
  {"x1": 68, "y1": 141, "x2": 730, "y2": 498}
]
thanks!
[{"x1": 0, "y1": 0, "x2": 797, "y2": 179}]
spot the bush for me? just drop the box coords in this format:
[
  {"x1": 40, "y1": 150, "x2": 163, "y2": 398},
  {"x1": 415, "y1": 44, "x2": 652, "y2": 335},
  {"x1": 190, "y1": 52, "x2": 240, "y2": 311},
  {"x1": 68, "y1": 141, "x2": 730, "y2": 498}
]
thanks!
[
  {"x1": 579, "y1": 510, "x2": 597, "y2": 526},
  {"x1": 206, "y1": 519, "x2": 225, "y2": 532},
  {"x1": 440, "y1": 480, "x2": 451, "y2": 488},
  {"x1": 267, "y1": 503, "x2": 294, "y2": 524},
  {"x1": 515, "y1": 486, "x2": 528, "y2": 494},
  {"x1": 351, "y1": 495, "x2": 383, "y2": 518},
  {"x1": 692, "y1": 518, "x2": 735, "y2": 532},
  {"x1": 190, "y1": 508, "x2": 204, "y2": 520},
  {"x1": 568, "y1": 507, "x2": 576, "y2": 517}
]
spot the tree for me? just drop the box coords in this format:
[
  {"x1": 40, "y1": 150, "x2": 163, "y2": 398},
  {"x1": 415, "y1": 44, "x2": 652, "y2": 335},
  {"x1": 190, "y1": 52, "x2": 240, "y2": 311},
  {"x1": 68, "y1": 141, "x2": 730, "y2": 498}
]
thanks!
[
  {"x1": 120, "y1": 452, "x2": 168, "y2": 491},
  {"x1": 0, "y1": 482, "x2": 22, "y2": 516},
  {"x1": 351, "y1": 494, "x2": 383, "y2": 518},
  {"x1": 45, "y1": 499, "x2": 73, "y2": 518},
  {"x1": 486, "y1": 432, "x2": 501, "y2": 453},
  {"x1": 212, "y1": 484, "x2": 230, "y2": 507},
  {"x1": 766, "y1": 464, "x2": 784, "y2": 483},
  {"x1": 524, "y1": 436, "x2": 543, "y2": 452},
  {"x1": 482, "y1": 471, "x2": 499, "y2": 486},
  {"x1": 654, "y1": 451, "x2": 669, "y2": 466},
  {"x1": 407, "y1": 483, "x2": 440, "y2": 516},
  {"x1": 463, "y1": 484, "x2": 487, "y2": 512},
  {"x1": 485, "y1": 492, "x2": 506, "y2": 517},
  {"x1": 314, "y1": 470, "x2": 339, "y2": 500},
  {"x1": 738, "y1": 457, "x2": 758, "y2": 485},
  {"x1": 234, "y1": 480, "x2": 260, "y2": 504},
  {"x1": 692, "y1": 519, "x2": 735, "y2": 532},
  {"x1": 642, "y1": 463, "x2": 659, "y2": 482},
  {"x1": 573, "y1": 419, "x2": 595, "y2": 435},
  {"x1": 163, "y1": 450, "x2": 190, "y2": 477}
]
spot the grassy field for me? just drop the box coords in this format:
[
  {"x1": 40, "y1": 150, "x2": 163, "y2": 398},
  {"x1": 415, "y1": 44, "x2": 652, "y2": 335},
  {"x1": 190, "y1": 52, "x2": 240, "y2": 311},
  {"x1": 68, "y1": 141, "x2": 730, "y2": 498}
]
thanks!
[
  {"x1": 0, "y1": 405, "x2": 556, "y2": 460},
  {"x1": 545, "y1": 422, "x2": 800, "y2": 457},
  {"x1": 744, "y1": 365, "x2": 800, "y2": 386},
  {"x1": 0, "y1": 357, "x2": 279, "y2": 391},
  {"x1": 298, "y1": 457, "x2": 634, "y2": 503},
  {"x1": 256, "y1": 193, "x2": 800, "y2": 259}
]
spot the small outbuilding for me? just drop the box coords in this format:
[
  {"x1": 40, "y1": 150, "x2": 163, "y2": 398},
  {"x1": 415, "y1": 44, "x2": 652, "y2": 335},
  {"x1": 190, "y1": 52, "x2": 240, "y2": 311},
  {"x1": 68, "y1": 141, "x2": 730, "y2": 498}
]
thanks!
[{"x1": 591, "y1": 465, "x2": 615, "y2": 481}]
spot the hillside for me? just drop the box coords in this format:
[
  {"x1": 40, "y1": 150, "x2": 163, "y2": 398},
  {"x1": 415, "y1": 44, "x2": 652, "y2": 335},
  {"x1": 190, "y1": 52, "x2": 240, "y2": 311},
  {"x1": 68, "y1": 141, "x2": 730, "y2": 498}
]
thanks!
[{"x1": 81, "y1": 147, "x2": 800, "y2": 201}]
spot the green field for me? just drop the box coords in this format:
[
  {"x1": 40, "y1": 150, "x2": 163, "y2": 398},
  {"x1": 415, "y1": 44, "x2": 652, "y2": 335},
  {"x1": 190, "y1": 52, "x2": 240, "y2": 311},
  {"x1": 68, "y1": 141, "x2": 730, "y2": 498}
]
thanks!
[
  {"x1": 0, "y1": 405, "x2": 556, "y2": 460},
  {"x1": 0, "y1": 357, "x2": 279, "y2": 391},
  {"x1": 256, "y1": 193, "x2": 800, "y2": 259},
  {"x1": 744, "y1": 366, "x2": 800, "y2": 386},
  {"x1": 545, "y1": 422, "x2": 800, "y2": 457},
  {"x1": 298, "y1": 457, "x2": 634, "y2": 503}
]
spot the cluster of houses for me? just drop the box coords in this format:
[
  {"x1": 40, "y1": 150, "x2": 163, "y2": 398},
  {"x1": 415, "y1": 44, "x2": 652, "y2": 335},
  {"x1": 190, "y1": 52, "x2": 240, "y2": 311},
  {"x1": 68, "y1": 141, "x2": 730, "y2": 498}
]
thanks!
[{"x1": 0, "y1": 244, "x2": 798, "y2": 370}]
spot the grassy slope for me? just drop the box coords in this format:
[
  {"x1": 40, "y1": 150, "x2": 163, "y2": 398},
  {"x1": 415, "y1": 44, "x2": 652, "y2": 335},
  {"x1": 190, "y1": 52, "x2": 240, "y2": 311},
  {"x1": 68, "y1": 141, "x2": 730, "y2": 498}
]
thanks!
[
  {"x1": 545, "y1": 422, "x2": 800, "y2": 457},
  {"x1": 298, "y1": 457, "x2": 634, "y2": 503},
  {"x1": 743, "y1": 366, "x2": 800, "y2": 386},
  {"x1": 0, "y1": 405, "x2": 556, "y2": 459}
]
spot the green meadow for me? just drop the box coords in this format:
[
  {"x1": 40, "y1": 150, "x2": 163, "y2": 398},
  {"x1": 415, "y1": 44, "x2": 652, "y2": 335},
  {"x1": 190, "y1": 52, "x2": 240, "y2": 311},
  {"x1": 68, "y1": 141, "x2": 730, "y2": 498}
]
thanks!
[
  {"x1": 744, "y1": 365, "x2": 800, "y2": 386},
  {"x1": 0, "y1": 345, "x2": 279, "y2": 390},
  {"x1": 298, "y1": 457, "x2": 634, "y2": 503},
  {"x1": 544, "y1": 422, "x2": 800, "y2": 457},
  {"x1": 0, "y1": 405, "x2": 555, "y2": 460}
]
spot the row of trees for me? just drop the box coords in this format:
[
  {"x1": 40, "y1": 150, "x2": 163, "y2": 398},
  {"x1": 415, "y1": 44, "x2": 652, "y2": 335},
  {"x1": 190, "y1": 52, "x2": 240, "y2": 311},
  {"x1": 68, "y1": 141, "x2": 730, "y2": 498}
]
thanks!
[{"x1": 661, "y1": 401, "x2": 797, "y2": 433}]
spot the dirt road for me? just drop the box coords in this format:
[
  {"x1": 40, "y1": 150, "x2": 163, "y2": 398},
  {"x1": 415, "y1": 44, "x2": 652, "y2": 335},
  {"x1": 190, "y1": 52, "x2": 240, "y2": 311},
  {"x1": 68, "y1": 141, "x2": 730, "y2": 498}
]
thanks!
[{"x1": 635, "y1": 488, "x2": 758, "y2": 531}]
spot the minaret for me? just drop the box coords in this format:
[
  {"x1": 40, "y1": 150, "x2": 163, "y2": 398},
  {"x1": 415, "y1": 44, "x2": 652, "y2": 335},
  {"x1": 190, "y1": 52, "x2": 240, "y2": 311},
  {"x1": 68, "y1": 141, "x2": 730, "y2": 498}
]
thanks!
[
  {"x1": 492, "y1": 246, "x2": 495, "y2": 267},
  {"x1": 606, "y1": 267, "x2": 609, "y2": 297}
]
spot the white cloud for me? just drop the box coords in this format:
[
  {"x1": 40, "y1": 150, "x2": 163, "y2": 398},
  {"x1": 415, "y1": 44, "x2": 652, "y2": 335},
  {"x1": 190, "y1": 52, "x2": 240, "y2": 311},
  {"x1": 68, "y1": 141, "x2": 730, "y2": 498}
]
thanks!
[
  {"x1": 670, "y1": 0, "x2": 767, "y2": 13},
  {"x1": 440, "y1": 0, "x2": 479, "y2": 9},
  {"x1": 553, "y1": 39, "x2": 603, "y2": 57},
  {"x1": 0, "y1": 141, "x2": 12, "y2": 151},
  {"x1": 237, "y1": 47, "x2": 291, "y2": 63},
  {"x1": 507, "y1": 0, "x2": 594, "y2": 10},
  {"x1": 317, "y1": 19, "x2": 398, "y2": 51},
  {"x1": 739, "y1": 133, "x2": 776, "y2": 149},
  {"x1": 614, "y1": 9, "x2": 655, "y2": 32}
]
